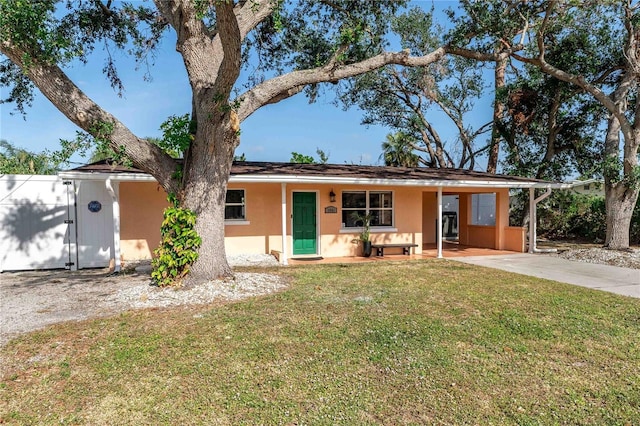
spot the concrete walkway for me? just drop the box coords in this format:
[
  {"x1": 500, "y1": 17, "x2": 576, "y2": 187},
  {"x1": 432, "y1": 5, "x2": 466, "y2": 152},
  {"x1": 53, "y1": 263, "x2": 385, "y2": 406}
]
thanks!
[{"x1": 453, "y1": 253, "x2": 640, "y2": 298}]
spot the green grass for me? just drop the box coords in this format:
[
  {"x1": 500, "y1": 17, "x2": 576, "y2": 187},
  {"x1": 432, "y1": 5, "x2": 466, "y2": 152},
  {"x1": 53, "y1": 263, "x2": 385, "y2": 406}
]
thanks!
[{"x1": 1, "y1": 260, "x2": 639, "y2": 425}]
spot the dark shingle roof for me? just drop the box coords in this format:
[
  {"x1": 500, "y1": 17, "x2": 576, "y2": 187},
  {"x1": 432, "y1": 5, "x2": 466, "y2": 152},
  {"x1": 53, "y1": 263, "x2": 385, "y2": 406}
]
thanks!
[
  {"x1": 231, "y1": 161, "x2": 552, "y2": 184},
  {"x1": 67, "y1": 160, "x2": 554, "y2": 185},
  {"x1": 69, "y1": 159, "x2": 148, "y2": 174}
]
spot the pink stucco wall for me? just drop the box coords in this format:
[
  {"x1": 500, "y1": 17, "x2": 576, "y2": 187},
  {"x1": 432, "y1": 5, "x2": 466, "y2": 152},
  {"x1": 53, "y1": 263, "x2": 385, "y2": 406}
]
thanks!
[
  {"x1": 117, "y1": 181, "x2": 524, "y2": 262},
  {"x1": 119, "y1": 182, "x2": 168, "y2": 260}
]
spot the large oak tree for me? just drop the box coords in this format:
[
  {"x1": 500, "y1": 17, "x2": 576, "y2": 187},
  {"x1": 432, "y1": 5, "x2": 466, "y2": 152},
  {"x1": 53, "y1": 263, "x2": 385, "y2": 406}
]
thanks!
[
  {"x1": 511, "y1": 0, "x2": 640, "y2": 250},
  {"x1": 1, "y1": 0, "x2": 508, "y2": 282},
  {"x1": 452, "y1": 0, "x2": 640, "y2": 249}
]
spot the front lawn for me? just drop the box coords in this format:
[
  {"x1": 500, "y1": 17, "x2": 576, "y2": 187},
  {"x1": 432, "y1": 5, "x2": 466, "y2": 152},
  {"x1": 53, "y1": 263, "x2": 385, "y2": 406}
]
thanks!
[{"x1": 1, "y1": 260, "x2": 639, "y2": 424}]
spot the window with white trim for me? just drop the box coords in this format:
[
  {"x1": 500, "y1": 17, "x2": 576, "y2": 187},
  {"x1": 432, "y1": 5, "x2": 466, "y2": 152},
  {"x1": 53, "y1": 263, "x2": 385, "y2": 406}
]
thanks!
[
  {"x1": 470, "y1": 193, "x2": 495, "y2": 226},
  {"x1": 225, "y1": 189, "x2": 245, "y2": 220},
  {"x1": 342, "y1": 190, "x2": 393, "y2": 227}
]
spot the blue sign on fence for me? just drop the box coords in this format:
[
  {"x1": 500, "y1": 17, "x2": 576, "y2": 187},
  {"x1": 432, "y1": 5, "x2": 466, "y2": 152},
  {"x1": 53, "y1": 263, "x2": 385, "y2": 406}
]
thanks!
[{"x1": 88, "y1": 201, "x2": 102, "y2": 213}]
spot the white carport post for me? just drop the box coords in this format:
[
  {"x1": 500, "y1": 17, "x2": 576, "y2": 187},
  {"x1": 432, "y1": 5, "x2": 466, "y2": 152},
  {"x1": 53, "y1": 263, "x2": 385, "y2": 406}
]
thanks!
[
  {"x1": 105, "y1": 178, "x2": 121, "y2": 272},
  {"x1": 529, "y1": 187, "x2": 535, "y2": 253},
  {"x1": 528, "y1": 186, "x2": 553, "y2": 253},
  {"x1": 281, "y1": 183, "x2": 288, "y2": 265},
  {"x1": 437, "y1": 186, "x2": 443, "y2": 259}
]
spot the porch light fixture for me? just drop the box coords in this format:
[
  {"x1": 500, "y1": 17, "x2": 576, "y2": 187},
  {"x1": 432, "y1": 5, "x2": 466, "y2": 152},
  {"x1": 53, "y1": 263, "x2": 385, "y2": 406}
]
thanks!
[{"x1": 329, "y1": 189, "x2": 336, "y2": 203}]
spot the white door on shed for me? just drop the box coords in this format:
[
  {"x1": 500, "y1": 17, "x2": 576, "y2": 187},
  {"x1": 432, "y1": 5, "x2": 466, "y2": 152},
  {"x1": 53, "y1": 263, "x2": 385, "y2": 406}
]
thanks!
[{"x1": 76, "y1": 180, "x2": 114, "y2": 268}]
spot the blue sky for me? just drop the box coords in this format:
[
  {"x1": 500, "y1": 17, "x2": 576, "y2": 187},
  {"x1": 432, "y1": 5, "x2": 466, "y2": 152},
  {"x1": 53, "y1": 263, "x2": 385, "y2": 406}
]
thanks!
[
  {"x1": 0, "y1": 46, "x2": 394, "y2": 166},
  {"x1": 0, "y1": 1, "x2": 480, "y2": 167}
]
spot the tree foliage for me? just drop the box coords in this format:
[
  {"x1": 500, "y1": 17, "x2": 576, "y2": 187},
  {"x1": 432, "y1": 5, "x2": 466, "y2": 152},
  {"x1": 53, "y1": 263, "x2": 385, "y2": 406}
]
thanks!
[
  {"x1": 499, "y1": 65, "x2": 606, "y2": 182},
  {"x1": 289, "y1": 151, "x2": 314, "y2": 164},
  {"x1": 341, "y1": 7, "x2": 491, "y2": 170},
  {"x1": 243, "y1": 0, "x2": 407, "y2": 100},
  {"x1": 532, "y1": 191, "x2": 640, "y2": 245},
  {"x1": 0, "y1": 0, "x2": 165, "y2": 111},
  {"x1": 151, "y1": 195, "x2": 202, "y2": 287},
  {"x1": 157, "y1": 114, "x2": 194, "y2": 159},
  {"x1": 493, "y1": 0, "x2": 619, "y2": 182},
  {"x1": 290, "y1": 148, "x2": 329, "y2": 164},
  {"x1": 0, "y1": 139, "x2": 69, "y2": 174}
]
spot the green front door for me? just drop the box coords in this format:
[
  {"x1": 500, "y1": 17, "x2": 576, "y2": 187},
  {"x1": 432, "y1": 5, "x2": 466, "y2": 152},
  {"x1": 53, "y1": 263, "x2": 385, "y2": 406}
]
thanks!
[{"x1": 293, "y1": 192, "x2": 317, "y2": 255}]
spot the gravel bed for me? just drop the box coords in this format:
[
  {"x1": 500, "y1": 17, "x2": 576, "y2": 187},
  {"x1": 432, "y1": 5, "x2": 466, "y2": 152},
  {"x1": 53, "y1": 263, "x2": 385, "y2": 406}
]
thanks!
[
  {"x1": 109, "y1": 272, "x2": 286, "y2": 309},
  {"x1": 0, "y1": 254, "x2": 285, "y2": 348},
  {"x1": 102, "y1": 254, "x2": 286, "y2": 309},
  {"x1": 555, "y1": 247, "x2": 640, "y2": 269},
  {"x1": 228, "y1": 253, "x2": 281, "y2": 267}
]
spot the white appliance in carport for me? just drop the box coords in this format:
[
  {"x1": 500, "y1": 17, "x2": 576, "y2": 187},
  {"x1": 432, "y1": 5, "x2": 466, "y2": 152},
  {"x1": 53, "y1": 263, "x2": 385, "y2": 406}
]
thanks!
[
  {"x1": 0, "y1": 175, "x2": 115, "y2": 272},
  {"x1": 442, "y1": 195, "x2": 459, "y2": 240},
  {"x1": 440, "y1": 194, "x2": 496, "y2": 241}
]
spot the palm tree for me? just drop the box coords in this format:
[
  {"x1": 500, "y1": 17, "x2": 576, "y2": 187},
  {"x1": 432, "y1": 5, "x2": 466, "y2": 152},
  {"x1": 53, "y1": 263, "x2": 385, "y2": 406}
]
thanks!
[{"x1": 379, "y1": 132, "x2": 420, "y2": 167}]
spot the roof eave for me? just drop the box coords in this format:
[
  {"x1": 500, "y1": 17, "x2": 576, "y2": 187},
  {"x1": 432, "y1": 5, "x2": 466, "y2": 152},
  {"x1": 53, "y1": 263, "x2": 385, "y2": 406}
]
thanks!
[
  {"x1": 229, "y1": 174, "x2": 565, "y2": 188},
  {"x1": 57, "y1": 171, "x2": 157, "y2": 182},
  {"x1": 58, "y1": 170, "x2": 568, "y2": 189}
]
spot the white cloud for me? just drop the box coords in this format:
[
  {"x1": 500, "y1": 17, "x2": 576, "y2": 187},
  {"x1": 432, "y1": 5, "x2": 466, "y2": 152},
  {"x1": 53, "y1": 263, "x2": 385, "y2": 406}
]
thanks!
[{"x1": 247, "y1": 145, "x2": 265, "y2": 153}]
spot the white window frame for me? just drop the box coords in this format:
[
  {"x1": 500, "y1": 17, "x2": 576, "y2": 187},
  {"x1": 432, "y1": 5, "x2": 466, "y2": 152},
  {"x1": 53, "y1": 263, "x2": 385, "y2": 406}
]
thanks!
[
  {"x1": 225, "y1": 188, "x2": 249, "y2": 225},
  {"x1": 470, "y1": 193, "x2": 496, "y2": 226},
  {"x1": 340, "y1": 190, "x2": 396, "y2": 231}
]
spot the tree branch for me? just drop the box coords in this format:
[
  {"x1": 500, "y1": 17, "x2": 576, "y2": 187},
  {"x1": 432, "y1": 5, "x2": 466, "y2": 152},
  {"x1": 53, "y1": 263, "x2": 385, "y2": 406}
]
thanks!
[
  {"x1": 263, "y1": 85, "x2": 306, "y2": 106},
  {"x1": 156, "y1": 0, "x2": 275, "y2": 102},
  {"x1": 93, "y1": 0, "x2": 116, "y2": 19},
  {"x1": 511, "y1": 51, "x2": 634, "y2": 138},
  {"x1": 417, "y1": 128, "x2": 439, "y2": 167},
  {"x1": 446, "y1": 45, "x2": 523, "y2": 62},
  {"x1": 238, "y1": 47, "x2": 447, "y2": 121},
  {"x1": 472, "y1": 121, "x2": 494, "y2": 139},
  {"x1": 318, "y1": 0, "x2": 351, "y2": 16},
  {"x1": 154, "y1": 0, "x2": 211, "y2": 49},
  {"x1": 593, "y1": 65, "x2": 625, "y2": 85},
  {"x1": 536, "y1": 0, "x2": 556, "y2": 62},
  {"x1": 543, "y1": 90, "x2": 562, "y2": 165},
  {"x1": 213, "y1": 1, "x2": 242, "y2": 97},
  {"x1": 235, "y1": 0, "x2": 277, "y2": 39},
  {"x1": 0, "y1": 40, "x2": 179, "y2": 192}
]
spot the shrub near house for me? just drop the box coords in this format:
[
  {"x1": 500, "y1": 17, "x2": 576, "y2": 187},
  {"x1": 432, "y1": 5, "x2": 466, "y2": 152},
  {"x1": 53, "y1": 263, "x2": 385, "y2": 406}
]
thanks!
[{"x1": 538, "y1": 191, "x2": 640, "y2": 244}]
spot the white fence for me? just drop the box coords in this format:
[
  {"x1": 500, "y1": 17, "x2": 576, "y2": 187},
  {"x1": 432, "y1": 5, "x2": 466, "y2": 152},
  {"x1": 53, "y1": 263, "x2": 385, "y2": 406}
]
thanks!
[
  {"x1": 0, "y1": 175, "x2": 114, "y2": 272},
  {"x1": 0, "y1": 175, "x2": 76, "y2": 271}
]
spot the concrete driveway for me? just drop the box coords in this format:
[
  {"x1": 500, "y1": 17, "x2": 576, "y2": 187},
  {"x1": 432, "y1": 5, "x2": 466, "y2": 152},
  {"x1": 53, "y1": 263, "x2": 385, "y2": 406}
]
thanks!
[{"x1": 453, "y1": 253, "x2": 640, "y2": 298}]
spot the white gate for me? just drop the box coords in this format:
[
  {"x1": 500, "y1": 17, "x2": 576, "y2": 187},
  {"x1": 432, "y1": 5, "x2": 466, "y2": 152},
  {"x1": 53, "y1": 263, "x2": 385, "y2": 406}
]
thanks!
[
  {"x1": 0, "y1": 175, "x2": 77, "y2": 271},
  {"x1": 75, "y1": 180, "x2": 114, "y2": 268}
]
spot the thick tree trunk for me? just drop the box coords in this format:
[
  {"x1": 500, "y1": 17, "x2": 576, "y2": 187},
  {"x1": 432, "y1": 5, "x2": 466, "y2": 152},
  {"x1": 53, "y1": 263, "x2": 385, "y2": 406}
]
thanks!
[
  {"x1": 186, "y1": 181, "x2": 234, "y2": 282},
  {"x1": 604, "y1": 184, "x2": 638, "y2": 249},
  {"x1": 166, "y1": 0, "x2": 243, "y2": 284},
  {"x1": 603, "y1": 115, "x2": 640, "y2": 250},
  {"x1": 487, "y1": 55, "x2": 507, "y2": 174},
  {"x1": 181, "y1": 113, "x2": 238, "y2": 283}
]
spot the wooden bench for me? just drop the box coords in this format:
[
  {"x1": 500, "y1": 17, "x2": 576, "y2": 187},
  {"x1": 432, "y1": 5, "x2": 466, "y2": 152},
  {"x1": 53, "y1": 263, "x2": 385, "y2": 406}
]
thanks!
[{"x1": 371, "y1": 243, "x2": 419, "y2": 257}]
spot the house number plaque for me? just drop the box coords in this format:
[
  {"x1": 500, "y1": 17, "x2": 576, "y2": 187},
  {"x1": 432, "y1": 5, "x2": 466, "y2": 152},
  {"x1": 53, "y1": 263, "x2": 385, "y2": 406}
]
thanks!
[
  {"x1": 88, "y1": 200, "x2": 102, "y2": 213},
  {"x1": 324, "y1": 206, "x2": 337, "y2": 214}
]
